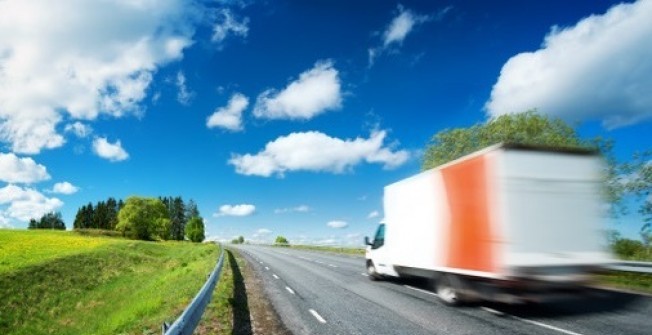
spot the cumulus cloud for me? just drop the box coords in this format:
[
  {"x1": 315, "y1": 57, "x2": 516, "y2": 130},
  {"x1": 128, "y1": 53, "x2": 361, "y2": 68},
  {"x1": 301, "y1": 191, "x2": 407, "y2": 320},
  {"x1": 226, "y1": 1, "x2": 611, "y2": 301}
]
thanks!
[
  {"x1": 0, "y1": 0, "x2": 196, "y2": 154},
  {"x1": 229, "y1": 130, "x2": 409, "y2": 177},
  {"x1": 212, "y1": 8, "x2": 249, "y2": 44},
  {"x1": 367, "y1": 210, "x2": 380, "y2": 219},
  {"x1": 253, "y1": 61, "x2": 342, "y2": 120},
  {"x1": 64, "y1": 122, "x2": 93, "y2": 138},
  {"x1": 253, "y1": 228, "x2": 272, "y2": 238},
  {"x1": 327, "y1": 220, "x2": 348, "y2": 229},
  {"x1": 485, "y1": 0, "x2": 652, "y2": 128},
  {"x1": 214, "y1": 204, "x2": 256, "y2": 217},
  {"x1": 50, "y1": 182, "x2": 79, "y2": 195},
  {"x1": 0, "y1": 184, "x2": 63, "y2": 222},
  {"x1": 176, "y1": 71, "x2": 194, "y2": 105},
  {"x1": 274, "y1": 205, "x2": 311, "y2": 214},
  {"x1": 0, "y1": 216, "x2": 13, "y2": 229},
  {"x1": 368, "y1": 5, "x2": 446, "y2": 67},
  {"x1": 0, "y1": 153, "x2": 50, "y2": 184},
  {"x1": 93, "y1": 137, "x2": 129, "y2": 162},
  {"x1": 206, "y1": 93, "x2": 249, "y2": 131}
]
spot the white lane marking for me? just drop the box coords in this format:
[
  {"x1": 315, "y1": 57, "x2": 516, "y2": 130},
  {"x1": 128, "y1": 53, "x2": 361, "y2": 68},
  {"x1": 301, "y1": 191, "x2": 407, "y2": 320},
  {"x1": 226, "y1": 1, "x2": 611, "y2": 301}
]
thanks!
[
  {"x1": 361, "y1": 273, "x2": 369, "y2": 277},
  {"x1": 259, "y1": 261, "x2": 264, "y2": 264},
  {"x1": 479, "y1": 305, "x2": 585, "y2": 335},
  {"x1": 265, "y1": 266, "x2": 270, "y2": 270},
  {"x1": 328, "y1": 264, "x2": 337, "y2": 268},
  {"x1": 404, "y1": 285, "x2": 438, "y2": 297},
  {"x1": 309, "y1": 309, "x2": 327, "y2": 324},
  {"x1": 285, "y1": 286, "x2": 295, "y2": 295},
  {"x1": 480, "y1": 306, "x2": 505, "y2": 316},
  {"x1": 315, "y1": 261, "x2": 324, "y2": 264},
  {"x1": 272, "y1": 274, "x2": 279, "y2": 279},
  {"x1": 511, "y1": 316, "x2": 585, "y2": 335}
]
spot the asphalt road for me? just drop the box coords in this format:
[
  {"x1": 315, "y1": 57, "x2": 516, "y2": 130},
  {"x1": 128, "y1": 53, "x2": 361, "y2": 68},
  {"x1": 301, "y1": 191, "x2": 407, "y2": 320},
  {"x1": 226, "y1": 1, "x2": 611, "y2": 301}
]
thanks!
[{"x1": 233, "y1": 245, "x2": 652, "y2": 335}]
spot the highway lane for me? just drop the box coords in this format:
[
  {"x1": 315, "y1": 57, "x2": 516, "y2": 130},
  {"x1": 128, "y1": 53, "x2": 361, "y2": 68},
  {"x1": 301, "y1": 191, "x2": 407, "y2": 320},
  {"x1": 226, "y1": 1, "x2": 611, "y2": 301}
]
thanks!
[{"x1": 233, "y1": 245, "x2": 652, "y2": 335}]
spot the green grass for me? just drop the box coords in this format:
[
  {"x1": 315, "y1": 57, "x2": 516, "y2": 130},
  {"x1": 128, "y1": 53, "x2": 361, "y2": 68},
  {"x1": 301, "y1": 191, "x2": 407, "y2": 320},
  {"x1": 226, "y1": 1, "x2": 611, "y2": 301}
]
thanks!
[
  {"x1": 283, "y1": 244, "x2": 365, "y2": 256},
  {"x1": 599, "y1": 271, "x2": 652, "y2": 295},
  {"x1": 196, "y1": 249, "x2": 250, "y2": 335},
  {"x1": 0, "y1": 230, "x2": 219, "y2": 335}
]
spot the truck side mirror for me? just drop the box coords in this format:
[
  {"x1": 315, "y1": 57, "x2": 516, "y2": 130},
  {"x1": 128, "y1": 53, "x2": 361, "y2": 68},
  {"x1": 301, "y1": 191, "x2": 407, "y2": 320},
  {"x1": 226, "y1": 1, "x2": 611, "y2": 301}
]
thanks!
[{"x1": 364, "y1": 236, "x2": 371, "y2": 246}]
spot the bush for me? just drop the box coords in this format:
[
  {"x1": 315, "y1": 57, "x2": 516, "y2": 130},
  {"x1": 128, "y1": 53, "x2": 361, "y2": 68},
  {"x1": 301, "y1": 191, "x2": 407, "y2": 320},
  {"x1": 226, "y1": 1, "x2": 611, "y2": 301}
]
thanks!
[{"x1": 612, "y1": 238, "x2": 646, "y2": 259}]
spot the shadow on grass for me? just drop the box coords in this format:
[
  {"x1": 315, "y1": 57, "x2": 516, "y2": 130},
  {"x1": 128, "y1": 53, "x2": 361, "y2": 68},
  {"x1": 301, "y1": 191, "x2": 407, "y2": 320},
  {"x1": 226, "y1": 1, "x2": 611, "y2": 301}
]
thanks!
[{"x1": 227, "y1": 250, "x2": 252, "y2": 335}]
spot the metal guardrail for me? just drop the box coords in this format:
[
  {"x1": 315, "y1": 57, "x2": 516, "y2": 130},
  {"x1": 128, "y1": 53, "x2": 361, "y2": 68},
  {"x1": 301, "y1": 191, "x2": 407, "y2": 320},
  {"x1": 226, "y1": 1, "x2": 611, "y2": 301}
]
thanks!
[
  {"x1": 608, "y1": 261, "x2": 652, "y2": 274},
  {"x1": 162, "y1": 245, "x2": 225, "y2": 335}
]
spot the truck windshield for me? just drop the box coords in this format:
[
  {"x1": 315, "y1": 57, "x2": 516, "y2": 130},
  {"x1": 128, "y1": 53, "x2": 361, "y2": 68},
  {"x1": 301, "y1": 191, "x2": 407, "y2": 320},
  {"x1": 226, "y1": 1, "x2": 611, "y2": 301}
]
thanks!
[{"x1": 373, "y1": 224, "x2": 385, "y2": 249}]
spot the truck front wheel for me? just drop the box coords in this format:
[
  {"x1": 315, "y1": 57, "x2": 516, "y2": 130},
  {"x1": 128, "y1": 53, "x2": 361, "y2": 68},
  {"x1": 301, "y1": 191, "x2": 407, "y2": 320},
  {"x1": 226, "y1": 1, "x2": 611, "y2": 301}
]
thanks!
[{"x1": 366, "y1": 261, "x2": 381, "y2": 281}]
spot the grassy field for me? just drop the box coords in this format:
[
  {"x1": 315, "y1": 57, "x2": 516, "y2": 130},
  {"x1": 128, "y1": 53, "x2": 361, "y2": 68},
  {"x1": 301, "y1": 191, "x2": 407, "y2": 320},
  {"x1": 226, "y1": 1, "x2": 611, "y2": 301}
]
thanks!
[
  {"x1": 281, "y1": 244, "x2": 365, "y2": 256},
  {"x1": 599, "y1": 272, "x2": 652, "y2": 294},
  {"x1": 0, "y1": 229, "x2": 219, "y2": 335}
]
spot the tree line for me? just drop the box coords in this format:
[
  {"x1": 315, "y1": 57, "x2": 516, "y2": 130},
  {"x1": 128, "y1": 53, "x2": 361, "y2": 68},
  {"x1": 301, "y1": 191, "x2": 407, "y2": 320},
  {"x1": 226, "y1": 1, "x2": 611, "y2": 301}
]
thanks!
[
  {"x1": 28, "y1": 212, "x2": 66, "y2": 230},
  {"x1": 29, "y1": 195, "x2": 205, "y2": 243}
]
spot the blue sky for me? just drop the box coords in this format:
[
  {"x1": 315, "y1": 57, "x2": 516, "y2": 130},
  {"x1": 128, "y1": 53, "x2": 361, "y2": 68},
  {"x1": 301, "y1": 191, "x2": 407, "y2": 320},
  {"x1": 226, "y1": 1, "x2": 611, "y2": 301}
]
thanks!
[{"x1": 1, "y1": 0, "x2": 651, "y2": 245}]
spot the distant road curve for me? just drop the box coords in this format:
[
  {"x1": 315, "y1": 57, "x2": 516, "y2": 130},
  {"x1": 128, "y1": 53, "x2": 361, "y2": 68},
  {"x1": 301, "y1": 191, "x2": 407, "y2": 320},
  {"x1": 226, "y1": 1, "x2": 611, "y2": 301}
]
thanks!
[{"x1": 234, "y1": 245, "x2": 652, "y2": 335}]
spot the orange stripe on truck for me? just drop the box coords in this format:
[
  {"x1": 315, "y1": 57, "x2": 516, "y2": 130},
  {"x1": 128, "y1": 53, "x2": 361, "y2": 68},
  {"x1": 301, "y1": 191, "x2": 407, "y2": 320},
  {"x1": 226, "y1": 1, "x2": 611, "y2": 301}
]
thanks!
[{"x1": 440, "y1": 155, "x2": 494, "y2": 272}]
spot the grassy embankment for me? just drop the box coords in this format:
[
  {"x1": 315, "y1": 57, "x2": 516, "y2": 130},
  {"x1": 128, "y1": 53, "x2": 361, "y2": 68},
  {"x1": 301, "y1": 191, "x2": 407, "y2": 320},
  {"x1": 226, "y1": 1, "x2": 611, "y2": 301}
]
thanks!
[
  {"x1": 0, "y1": 229, "x2": 219, "y2": 335},
  {"x1": 279, "y1": 244, "x2": 365, "y2": 256}
]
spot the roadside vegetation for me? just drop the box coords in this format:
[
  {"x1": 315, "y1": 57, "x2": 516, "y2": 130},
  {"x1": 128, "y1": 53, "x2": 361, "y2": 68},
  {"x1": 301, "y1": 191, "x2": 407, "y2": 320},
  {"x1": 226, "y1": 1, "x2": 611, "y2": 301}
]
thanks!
[
  {"x1": 288, "y1": 244, "x2": 365, "y2": 256},
  {"x1": 0, "y1": 230, "x2": 218, "y2": 335},
  {"x1": 197, "y1": 248, "x2": 289, "y2": 335}
]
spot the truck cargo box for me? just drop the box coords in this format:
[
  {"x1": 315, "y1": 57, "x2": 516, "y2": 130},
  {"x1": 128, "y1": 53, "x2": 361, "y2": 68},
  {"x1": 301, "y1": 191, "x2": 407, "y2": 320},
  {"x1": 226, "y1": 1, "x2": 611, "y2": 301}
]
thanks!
[{"x1": 366, "y1": 143, "x2": 612, "y2": 292}]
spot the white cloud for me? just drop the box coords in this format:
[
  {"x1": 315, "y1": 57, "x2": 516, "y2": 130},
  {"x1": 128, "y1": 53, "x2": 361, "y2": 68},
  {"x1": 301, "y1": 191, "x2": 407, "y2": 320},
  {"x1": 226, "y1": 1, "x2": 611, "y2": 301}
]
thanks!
[
  {"x1": 383, "y1": 6, "x2": 429, "y2": 47},
  {"x1": 176, "y1": 71, "x2": 194, "y2": 105},
  {"x1": 367, "y1": 210, "x2": 380, "y2": 219},
  {"x1": 255, "y1": 228, "x2": 272, "y2": 235},
  {"x1": 485, "y1": 0, "x2": 652, "y2": 128},
  {"x1": 50, "y1": 182, "x2": 79, "y2": 195},
  {"x1": 368, "y1": 5, "x2": 438, "y2": 67},
  {"x1": 214, "y1": 204, "x2": 256, "y2": 217},
  {"x1": 206, "y1": 93, "x2": 249, "y2": 131},
  {"x1": 93, "y1": 137, "x2": 129, "y2": 162},
  {"x1": 0, "y1": 216, "x2": 13, "y2": 229},
  {"x1": 253, "y1": 60, "x2": 342, "y2": 120},
  {"x1": 212, "y1": 8, "x2": 249, "y2": 44},
  {"x1": 0, "y1": 184, "x2": 63, "y2": 222},
  {"x1": 274, "y1": 205, "x2": 311, "y2": 214},
  {"x1": 64, "y1": 122, "x2": 93, "y2": 138},
  {"x1": 0, "y1": 0, "x2": 196, "y2": 154},
  {"x1": 327, "y1": 220, "x2": 348, "y2": 229},
  {"x1": 229, "y1": 130, "x2": 409, "y2": 177},
  {"x1": 0, "y1": 153, "x2": 50, "y2": 184}
]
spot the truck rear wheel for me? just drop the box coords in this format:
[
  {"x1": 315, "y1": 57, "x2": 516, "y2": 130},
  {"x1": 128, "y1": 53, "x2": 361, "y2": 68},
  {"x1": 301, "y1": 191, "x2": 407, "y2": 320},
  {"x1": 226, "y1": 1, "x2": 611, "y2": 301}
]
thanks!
[{"x1": 435, "y1": 274, "x2": 462, "y2": 306}]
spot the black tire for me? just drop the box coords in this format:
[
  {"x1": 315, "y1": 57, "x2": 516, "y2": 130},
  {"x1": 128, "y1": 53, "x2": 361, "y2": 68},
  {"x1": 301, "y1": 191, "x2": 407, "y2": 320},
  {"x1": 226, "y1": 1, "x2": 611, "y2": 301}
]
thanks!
[
  {"x1": 367, "y1": 261, "x2": 381, "y2": 281},
  {"x1": 435, "y1": 274, "x2": 462, "y2": 306}
]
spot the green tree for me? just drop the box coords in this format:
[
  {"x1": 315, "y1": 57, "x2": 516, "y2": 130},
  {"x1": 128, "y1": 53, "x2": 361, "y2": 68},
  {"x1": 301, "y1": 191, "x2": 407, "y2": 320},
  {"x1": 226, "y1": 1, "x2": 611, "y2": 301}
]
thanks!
[
  {"x1": 185, "y1": 216, "x2": 205, "y2": 243},
  {"x1": 422, "y1": 111, "x2": 590, "y2": 170},
  {"x1": 621, "y1": 150, "x2": 652, "y2": 253},
  {"x1": 231, "y1": 236, "x2": 245, "y2": 244},
  {"x1": 116, "y1": 197, "x2": 170, "y2": 241},
  {"x1": 106, "y1": 197, "x2": 119, "y2": 230},
  {"x1": 185, "y1": 199, "x2": 200, "y2": 219},
  {"x1": 160, "y1": 196, "x2": 187, "y2": 240},
  {"x1": 274, "y1": 235, "x2": 289, "y2": 246},
  {"x1": 32, "y1": 212, "x2": 65, "y2": 230}
]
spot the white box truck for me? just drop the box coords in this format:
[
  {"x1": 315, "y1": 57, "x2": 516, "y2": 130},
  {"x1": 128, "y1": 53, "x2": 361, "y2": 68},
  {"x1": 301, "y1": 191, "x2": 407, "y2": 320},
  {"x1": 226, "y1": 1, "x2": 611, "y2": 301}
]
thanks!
[{"x1": 365, "y1": 143, "x2": 613, "y2": 305}]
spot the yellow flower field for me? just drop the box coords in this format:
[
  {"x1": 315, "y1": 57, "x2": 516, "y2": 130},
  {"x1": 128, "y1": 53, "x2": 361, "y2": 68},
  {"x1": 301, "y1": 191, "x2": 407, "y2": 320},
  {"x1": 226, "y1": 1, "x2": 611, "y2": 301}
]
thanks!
[{"x1": 0, "y1": 229, "x2": 120, "y2": 273}]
